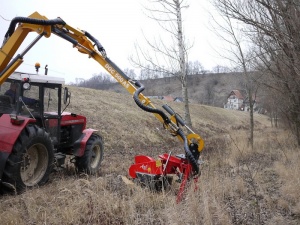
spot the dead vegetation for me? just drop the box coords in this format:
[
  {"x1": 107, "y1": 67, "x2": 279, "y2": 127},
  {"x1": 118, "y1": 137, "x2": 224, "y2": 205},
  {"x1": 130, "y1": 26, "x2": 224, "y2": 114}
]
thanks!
[{"x1": 0, "y1": 86, "x2": 299, "y2": 225}]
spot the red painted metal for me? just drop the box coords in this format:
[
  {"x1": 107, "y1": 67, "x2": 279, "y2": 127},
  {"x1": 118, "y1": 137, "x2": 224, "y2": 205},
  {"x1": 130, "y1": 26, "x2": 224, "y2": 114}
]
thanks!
[
  {"x1": 60, "y1": 112, "x2": 87, "y2": 130},
  {"x1": 128, "y1": 153, "x2": 200, "y2": 203},
  {"x1": 129, "y1": 155, "x2": 163, "y2": 178},
  {"x1": 0, "y1": 114, "x2": 35, "y2": 153},
  {"x1": 77, "y1": 128, "x2": 97, "y2": 157},
  {"x1": 176, "y1": 163, "x2": 193, "y2": 203}
]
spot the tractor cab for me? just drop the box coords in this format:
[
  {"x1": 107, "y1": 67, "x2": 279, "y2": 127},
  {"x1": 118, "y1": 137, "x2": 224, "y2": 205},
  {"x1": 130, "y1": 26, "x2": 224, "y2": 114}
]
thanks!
[
  {"x1": 0, "y1": 72, "x2": 65, "y2": 116},
  {"x1": 0, "y1": 72, "x2": 103, "y2": 192},
  {"x1": 0, "y1": 72, "x2": 73, "y2": 149}
]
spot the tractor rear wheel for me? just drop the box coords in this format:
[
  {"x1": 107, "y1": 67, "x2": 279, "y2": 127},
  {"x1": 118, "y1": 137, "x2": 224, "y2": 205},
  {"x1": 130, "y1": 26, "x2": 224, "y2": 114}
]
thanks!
[
  {"x1": 2, "y1": 124, "x2": 54, "y2": 193},
  {"x1": 75, "y1": 134, "x2": 104, "y2": 174}
]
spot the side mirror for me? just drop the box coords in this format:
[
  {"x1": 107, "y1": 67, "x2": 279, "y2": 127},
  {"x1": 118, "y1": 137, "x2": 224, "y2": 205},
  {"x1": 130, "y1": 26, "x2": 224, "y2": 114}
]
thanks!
[{"x1": 63, "y1": 87, "x2": 70, "y2": 104}]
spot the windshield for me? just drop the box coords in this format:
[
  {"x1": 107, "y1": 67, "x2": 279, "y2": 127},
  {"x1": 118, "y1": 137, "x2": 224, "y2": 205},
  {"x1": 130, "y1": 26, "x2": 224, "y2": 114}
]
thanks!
[
  {"x1": 0, "y1": 80, "x2": 60, "y2": 116},
  {"x1": 44, "y1": 87, "x2": 59, "y2": 113}
]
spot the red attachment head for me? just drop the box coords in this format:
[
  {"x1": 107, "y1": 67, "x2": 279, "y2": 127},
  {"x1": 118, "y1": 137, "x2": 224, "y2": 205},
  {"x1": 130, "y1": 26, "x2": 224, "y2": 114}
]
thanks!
[{"x1": 128, "y1": 155, "x2": 163, "y2": 178}]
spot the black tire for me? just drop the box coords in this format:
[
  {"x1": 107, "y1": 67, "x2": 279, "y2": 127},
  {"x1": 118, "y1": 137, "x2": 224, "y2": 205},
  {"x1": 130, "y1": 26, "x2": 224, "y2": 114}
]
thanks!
[
  {"x1": 2, "y1": 124, "x2": 54, "y2": 193},
  {"x1": 75, "y1": 134, "x2": 104, "y2": 174}
]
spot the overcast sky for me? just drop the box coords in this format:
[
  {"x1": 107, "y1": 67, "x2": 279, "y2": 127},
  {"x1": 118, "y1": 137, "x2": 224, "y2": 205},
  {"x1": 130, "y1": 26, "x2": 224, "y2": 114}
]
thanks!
[{"x1": 0, "y1": 0, "x2": 223, "y2": 83}]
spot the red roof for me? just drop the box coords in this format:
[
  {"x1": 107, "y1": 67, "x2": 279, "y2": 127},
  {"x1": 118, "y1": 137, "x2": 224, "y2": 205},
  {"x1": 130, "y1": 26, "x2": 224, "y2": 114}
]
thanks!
[
  {"x1": 163, "y1": 96, "x2": 174, "y2": 101},
  {"x1": 229, "y1": 90, "x2": 245, "y2": 99}
]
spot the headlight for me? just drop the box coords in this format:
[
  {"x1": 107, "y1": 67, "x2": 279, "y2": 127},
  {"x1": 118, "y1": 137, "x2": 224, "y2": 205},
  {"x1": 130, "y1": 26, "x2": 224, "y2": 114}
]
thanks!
[{"x1": 23, "y1": 82, "x2": 31, "y2": 90}]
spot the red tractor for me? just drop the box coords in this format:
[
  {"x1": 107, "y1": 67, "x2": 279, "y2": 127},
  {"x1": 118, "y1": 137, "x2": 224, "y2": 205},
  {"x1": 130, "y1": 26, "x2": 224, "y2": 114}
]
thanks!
[{"x1": 0, "y1": 72, "x2": 103, "y2": 193}]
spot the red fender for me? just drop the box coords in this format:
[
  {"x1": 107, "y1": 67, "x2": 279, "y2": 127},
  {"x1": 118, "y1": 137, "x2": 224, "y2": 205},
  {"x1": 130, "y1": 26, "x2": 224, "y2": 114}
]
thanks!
[
  {"x1": 0, "y1": 114, "x2": 35, "y2": 180},
  {"x1": 0, "y1": 114, "x2": 35, "y2": 154},
  {"x1": 73, "y1": 128, "x2": 97, "y2": 157}
]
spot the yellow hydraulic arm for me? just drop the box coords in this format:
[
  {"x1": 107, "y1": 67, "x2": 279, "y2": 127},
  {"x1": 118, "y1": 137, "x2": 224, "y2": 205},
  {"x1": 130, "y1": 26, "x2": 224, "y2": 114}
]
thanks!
[{"x1": 0, "y1": 12, "x2": 204, "y2": 174}]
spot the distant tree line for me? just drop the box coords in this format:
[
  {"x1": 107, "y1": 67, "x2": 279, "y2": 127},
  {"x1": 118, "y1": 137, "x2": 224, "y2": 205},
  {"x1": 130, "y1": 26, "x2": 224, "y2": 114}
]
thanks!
[{"x1": 71, "y1": 60, "x2": 213, "y2": 88}]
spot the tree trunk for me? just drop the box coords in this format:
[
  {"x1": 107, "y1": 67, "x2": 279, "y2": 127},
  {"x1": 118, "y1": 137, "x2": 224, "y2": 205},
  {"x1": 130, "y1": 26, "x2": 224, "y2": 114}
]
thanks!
[
  {"x1": 249, "y1": 89, "x2": 254, "y2": 150},
  {"x1": 175, "y1": 0, "x2": 192, "y2": 127},
  {"x1": 182, "y1": 80, "x2": 192, "y2": 127}
]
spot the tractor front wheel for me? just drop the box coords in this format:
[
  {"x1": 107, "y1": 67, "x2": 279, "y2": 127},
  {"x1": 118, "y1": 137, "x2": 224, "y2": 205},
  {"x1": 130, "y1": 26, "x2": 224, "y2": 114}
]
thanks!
[
  {"x1": 2, "y1": 125, "x2": 54, "y2": 193},
  {"x1": 75, "y1": 134, "x2": 104, "y2": 175}
]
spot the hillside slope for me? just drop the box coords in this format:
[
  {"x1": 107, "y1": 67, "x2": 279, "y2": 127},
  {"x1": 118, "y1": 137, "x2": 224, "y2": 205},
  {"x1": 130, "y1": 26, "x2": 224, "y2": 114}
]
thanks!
[
  {"x1": 1, "y1": 86, "x2": 299, "y2": 225},
  {"x1": 67, "y1": 85, "x2": 269, "y2": 153}
]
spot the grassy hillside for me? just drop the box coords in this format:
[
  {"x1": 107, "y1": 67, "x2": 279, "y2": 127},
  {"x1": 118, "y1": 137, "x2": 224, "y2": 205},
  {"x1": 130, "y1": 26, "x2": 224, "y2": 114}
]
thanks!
[{"x1": 1, "y1": 86, "x2": 299, "y2": 225}]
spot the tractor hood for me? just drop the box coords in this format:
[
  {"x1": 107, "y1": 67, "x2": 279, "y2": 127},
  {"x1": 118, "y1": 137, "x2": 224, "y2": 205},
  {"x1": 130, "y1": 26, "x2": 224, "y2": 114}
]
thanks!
[{"x1": 60, "y1": 112, "x2": 87, "y2": 130}]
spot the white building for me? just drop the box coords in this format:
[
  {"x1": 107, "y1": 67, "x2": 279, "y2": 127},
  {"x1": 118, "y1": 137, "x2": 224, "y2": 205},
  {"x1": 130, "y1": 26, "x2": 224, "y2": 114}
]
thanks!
[{"x1": 224, "y1": 90, "x2": 246, "y2": 110}]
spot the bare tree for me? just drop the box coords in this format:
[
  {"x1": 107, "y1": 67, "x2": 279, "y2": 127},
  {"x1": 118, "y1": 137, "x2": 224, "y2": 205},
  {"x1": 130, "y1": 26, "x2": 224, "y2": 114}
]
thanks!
[
  {"x1": 123, "y1": 68, "x2": 137, "y2": 80},
  {"x1": 212, "y1": 65, "x2": 231, "y2": 73},
  {"x1": 131, "y1": 0, "x2": 193, "y2": 126},
  {"x1": 187, "y1": 60, "x2": 205, "y2": 75},
  {"x1": 204, "y1": 79, "x2": 216, "y2": 105},
  {"x1": 212, "y1": 0, "x2": 300, "y2": 145},
  {"x1": 209, "y1": 3, "x2": 259, "y2": 149},
  {"x1": 140, "y1": 66, "x2": 151, "y2": 80}
]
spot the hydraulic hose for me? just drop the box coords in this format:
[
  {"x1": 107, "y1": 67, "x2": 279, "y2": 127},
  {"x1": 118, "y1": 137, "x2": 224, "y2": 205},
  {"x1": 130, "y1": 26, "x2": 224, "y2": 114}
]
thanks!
[
  {"x1": 4, "y1": 16, "x2": 106, "y2": 56},
  {"x1": 133, "y1": 81, "x2": 171, "y2": 124},
  {"x1": 106, "y1": 58, "x2": 131, "y2": 81},
  {"x1": 177, "y1": 129, "x2": 199, "y2": 175},
  {"x1": 5, "y1": 17, "x2": 66, "y2": 39},
  {"x1": 4, "y1": 16, "x2": 107, "y2": 60},
  {"x1": 84, "y1": 31, "x2": 105, "y2": 55},
  {"x1": 133, "y1": 80, "x2": 200, "y2": 175}
]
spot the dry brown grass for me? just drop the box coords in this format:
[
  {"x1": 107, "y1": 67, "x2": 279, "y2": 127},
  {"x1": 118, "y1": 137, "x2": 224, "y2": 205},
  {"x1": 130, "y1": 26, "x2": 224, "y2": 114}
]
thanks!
[{"x1": 1, "y1": 86, "x2": 299, "y2": 225}]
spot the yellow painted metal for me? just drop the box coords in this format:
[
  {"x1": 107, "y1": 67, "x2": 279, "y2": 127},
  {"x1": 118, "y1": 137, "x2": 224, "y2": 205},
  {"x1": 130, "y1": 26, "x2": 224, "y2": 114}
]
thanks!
[
  {"x1": 22, "y1": 12, "x2": 52, "y2": 37},
  {"x1": 187, "y1": 133, "x2": 205, "y2": 152},
  {"x1": 0, "y1": 27, "x2": 29, "y2": 78},
  {"x1": 0, "y1": 12, "x2": 51, "y2": 84},
  {"x1": 0, "y1": 58, "x2": 23, "y2": 83}
]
